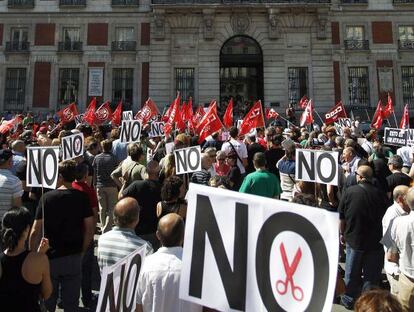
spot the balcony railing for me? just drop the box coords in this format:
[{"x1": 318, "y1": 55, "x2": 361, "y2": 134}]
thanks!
[
  {"x1": 8, "y1": 0, "x2": 34, "y2": 7},
  {"x1": 341, "y1": 0, "x2": 368, "y2": 3},
  {"x1": 59, "y1": 0, "x2": 86, "y2": 6},
  {"x1": 393, "y1": 0, "x2": 414, "y2": 3},
  {"x1": 399, "y1": 39, "x2": 414, "y2": 50},
  {"x1": 112, "y1": 0, "x2": 139, "y2": 5},
  {"x1": 111, "y1": 41, "x2": 137, "y2": 51},
  {"x1": 344, "y1": 39, "x2": 369, "y2": 50},
  {"x1": 152, "y1": 0, "x2": 331, "y2": 4},
  {"x1": 5, "y1": 41, "x2": 30, "y2": 52},
  {"x1": 58, "y1": 41, "x2": 83, "y2": 52}
]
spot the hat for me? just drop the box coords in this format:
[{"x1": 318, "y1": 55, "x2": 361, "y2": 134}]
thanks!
[
  {"x1": 388, "y1": 155, "x2": 403, "y2": 168},
  {"x1": 0, "y1": 149, "x2": 13, "y2": 164}
]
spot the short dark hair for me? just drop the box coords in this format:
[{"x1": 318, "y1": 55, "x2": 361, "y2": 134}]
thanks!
[
  {"x1": 157, "y1": 214, "x2": 184, "y2": 247},
  {"x1": 354, "y1": 289, "x2": 403, "y2": 312},
  {"x1": 161, "y1": 176, "x2": 183, "y2": 201},
  {"x1": 101, "y1": 139, "x2": 113, "y2": 153},
  {"x1": 74, "y1": 163, "x2": 89, "y2": 181},
  {"x1": 292, "y1": 193, "x2": 318, "y2": 207},
  {"x1": 59, "y1": 160, "x2": 77, "y2": 182},
  {"x1": 253, "y1": 152, "x2": 266, "y2": 168},
  {"x1": 229, "y1": 126, "x2": 238, "y2": 139},
  {"x1": 2, "y1": 207, "x2": 32, "y2": 251},
  {"x1": 128, "y1": 143, "x2": 144, "y2": 162}
]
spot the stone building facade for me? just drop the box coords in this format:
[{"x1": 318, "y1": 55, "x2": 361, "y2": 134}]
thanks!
[{"x1": 0, "y1": 0, "x2": 414, "y2": 118}]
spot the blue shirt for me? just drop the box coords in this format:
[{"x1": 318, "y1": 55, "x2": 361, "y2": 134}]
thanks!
[{"x1": 112, "y1": 139, "x2": 128, "y2": 162}]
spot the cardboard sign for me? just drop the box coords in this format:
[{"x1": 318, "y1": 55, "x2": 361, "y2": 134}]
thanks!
[
  {"x1": 26, "y1": 147, "x2": 60, "y2": 189},
  {"x1": 61, "y1": 133, "x2": 84, "y2": 161},
  {"x1": 384, "y1": 128, "x2": 407, "y2": 147},
  {"x1": 174, "y1": 146, "x2": 202, "y2": 175},
  {"x1": 295, "y1": 149, "x2": 339, "y2": 186},
  {"x1": 147, "y1": 148, "x2": 154, "y2": 163},
  {"x1": 165, "y1": 142, "x2": 174, "y2": 155},
  {"x1": 96, "y1": 245, "x2": 146, "y2": 312},
  {"x1": 334, "y1": 118, "x2": 352, "y2": 136},
  {"x1": 406, "y1": 129, "x2": 414, "y2": 147},
  {"x1": 122, "y1": 111, "x2": 133, "y2": 121},
  {"x1": 74, "y1": 114, "x2": 84, "y2": 126},
  {"x1": 120, "y1": 120, "x2": 142, "y2": 143},
  {"x1": 180, "y1": 184, "x2": 339, "y2": 312},
  {"x1": 149, "y1": 122, "x2": 165, "y2": 138}
]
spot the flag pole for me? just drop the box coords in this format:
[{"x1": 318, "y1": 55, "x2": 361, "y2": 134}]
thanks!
[
  {"x1": 314, "y1": 109, "x2": 325, "y2": 125},
  {"x1": 365, "y1": 109, "x2": 371, "y2": 121},
  {"x1": 392, "y1": 111, "x2": 398, "y2": 128}
]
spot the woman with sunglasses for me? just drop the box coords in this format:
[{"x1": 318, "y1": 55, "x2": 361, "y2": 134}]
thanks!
[{"x1": 214, "y1": 151, "x2": 230, "y2": 177}]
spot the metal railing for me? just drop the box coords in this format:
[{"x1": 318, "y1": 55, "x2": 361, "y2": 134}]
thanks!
[
  {"x1": 399, "y1": 40, "x2": 414, "y2": 50},
  {"x1": 341, "y1": 0, "x2": 368, "y2": 3},
  {"x1": 5, "y1": 41, "x2": 30, "y2": 52},
  {"x1": 344, "y1": 39, "x2": 369, "y2": 50},
  {"x1": 8, "y1": 0, "x2": 34, "y2": 7},
  {"x1": 112, "y1": 0, "x2": 139, "y2": 5},
  {"x1": 393, "y1": 0, "x2": 414, "y2": 3},
  {"x1": 152, "y1": 0, "x2": 331, "y2": 4},
  {"x1": 59, "y1": 0, "x2": 86, "y2": 6},
  {"x1": 58, "y1": 41, "x2": 83, "y2": 52},
  {"x1": 111, "y1": 41, "x2": 137, "y2": 51}
]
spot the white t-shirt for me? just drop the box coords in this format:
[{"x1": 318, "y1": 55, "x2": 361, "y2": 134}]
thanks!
[{"x1": 221, "y1": 138, "x2": 248, "y2": 174}]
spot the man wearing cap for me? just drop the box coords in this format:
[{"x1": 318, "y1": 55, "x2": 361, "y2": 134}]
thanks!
[
  {"x1": 387, "y1": 155, "x2": 412, "y2": 199},
  {"x1": 0, "y1": 149, "x2": 23, "y2": 219}
]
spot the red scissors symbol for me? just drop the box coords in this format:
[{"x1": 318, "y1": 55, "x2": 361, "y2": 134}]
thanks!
[{"x1": 276, "y1": 243, "x2": 304, "y2": 302}]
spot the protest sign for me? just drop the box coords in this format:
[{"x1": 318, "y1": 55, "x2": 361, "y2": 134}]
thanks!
[
  {"x1": 175, "y1": 146, "x2": 202, "y2": 175},
  {"x1": 96, "y1": 245, "x2": 146, "y2": 312},
  {"x1": 61, "y1": 133, "x2": 84, "y2": 161},
  {"x1": 122, "y1": 111, "x2": 133, "y2": 121},
  {"x1": 180, "y1": 184, "x2": 339, "y2": 312},
  {"x1": 74, "y1": 114, "x2": 84, "y2": 126},
  {"x1": 384, "y1": 128, "x2": 407, "y2": 147},
  {"x1": 295, "y1": 149, "x2": 339, "y2": 186},
  {"x1": 406, "y1": 129, "x2": 414, "y2": 147},
  {"x1": 26, "y1": 147, "x2": 60, "y2": 189},
  {"x1": 146, "y1": 148, "x2": 154, "y2": 163},
  {"x1": 334, "y1": 118, "x2": 352, "y2": 136},
  {"x1": 165, "y1": 142, "x2": 174, "y2": 155},
  {"x1": 237, "y1": 120, "x2": 243, "y2": 129},
  {"x1": 149, "y1": 122, "x2": 165, "y2": 138},
  {"x1": 120, "y1": 120, "x2": 142, "y2": 143}
]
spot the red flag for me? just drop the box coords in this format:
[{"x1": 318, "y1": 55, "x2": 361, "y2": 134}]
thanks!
[
  {"x1": 161, "y1": 103, "x2": 173, "y2": 123},
  {"x1": 324, "y1": 101, "x2": 347, "y2": 124},
  {"x1": 298, "y1": 95, "x2": 308, "y2": 109},
  {"x1": 181, "y1": 101, "x2": 188, "y2": 122},
  {"x1": 382, "y1": 93, "x2": 394, "y2": 119},
  {"x1": 94, "y1": 101, "x2": 113, "y2": 125},
  {"x1": 266, "y1": 108, "x2": 279, "y2": 120},
  {"x1": 83, "y1": 98, "x2": 97, "y2": 125},
  {"x1": 135, "y1": 98, "x2": 159, "y2": 125},
  {"x1": 196, "y1": 108, "x2": 223, "y2": 144},
  {"x1": 186, "y1": 97, "x2": 193, "y2": 121},
  {"x1": 0, "y1": 116, "x2": 22, "y2": 134},
  {"x1": 239, "y1": 101, "x2": 265, "y2": 136},
  {"x1": 300, "y1": 99, "x2": 314, "y2": 127},
  {"x1": 208, "y1": 100, "x2": 218, "y2": 114},
  {"x1": 164, "y1": 93, "x2": 185, "y2": 136},
  {"x1": 111, "y1": 100, "x2": 123, "y2": 127},
  {"x1": 371, "y1": 100, "x2": 384, "y2": 130},
  {"x1": 223, "y1": 98, "x2": 234, "y2": 128},
  {"x1": 57, "y1": 103, "x2": 79, "y2": 124},
  {"x1": 400, "y1": 104, "x2": 410, "y2": 129}
]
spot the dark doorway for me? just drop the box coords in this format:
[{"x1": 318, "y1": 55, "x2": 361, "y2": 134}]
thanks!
[{"x1": 220, "y1": 36, "x2": 263, "y2": 119}]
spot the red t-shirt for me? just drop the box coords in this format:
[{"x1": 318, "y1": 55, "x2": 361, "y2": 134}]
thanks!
[{"x1": 72, "y1": 181, "x2": 98, "y2": 209}]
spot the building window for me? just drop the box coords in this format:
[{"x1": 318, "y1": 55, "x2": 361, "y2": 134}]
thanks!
[
  {"x1": 8, "y1": 28, "x2": 29, "y2": 51},
  {"x1": 116, "y1": 27, "x2": 134, "y2": 41},
  {"x1": 175, "y1": 68, "x2": 194, "y2": 102},
  {"x1": 58, "y1": 68, "x2": 79, "y2": 107},
  {"x1": 63, "y1": 27, "x2": 80, "y2": 43},
  {"x1": 4, "y1": 68, "x2": 26, "y2": 111},
  {"x1": 399, "y1": 26, "x2": 414, "y2": 49},
  {"x1": 288, "y1": 67, "x2": 308, "y2": 106},
  {"x1": 346, "y1": 26, "x2": 364, "y2": 40},
  {"x1": 112, "y1": 68, "x2": 133, "y2": 109},
  {"x1": 348, "y1": 67, "x2": 370, "y2": 106},
  {"x1": 402, "y1": 66, "x2": 414, "y2": 109}
]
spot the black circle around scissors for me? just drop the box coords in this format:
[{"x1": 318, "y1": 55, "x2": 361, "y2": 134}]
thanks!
[{"x1": 255, "y1": 212, "x2": 330, "y2": 312}]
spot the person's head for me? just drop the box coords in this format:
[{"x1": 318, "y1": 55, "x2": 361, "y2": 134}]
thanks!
[
  {"x1": 113, "y1": 197, "x2": 140, "y2": 229},
  {"x1": 226, "y1": 150, "x2": 238, "y2": 166},
  {"x1": 201, "y1": 153, "x2": 214, "y2": 170},
  {"x1": 388, "y1": 155, "x2": 403, "y2": 171},
  {"x1": 128, "y1": 143, "x2": 144, "y2": 162},
  {"x1": 204, "y1": 147, "x2": 217, "y2": 163},
  {"x1": 146, "y1": 160, "x2": 160, "y2": 179},
  {"x1": 344, "y1": 138, "x2": 356, "y2": 149},
  {"x1": 1, "y1": 207, "x2": 32, "y2": 251},
  {"x1": 343, "y1": 147, "x2": 356, "y2": 162},
  {"x1": 11, "y1": 140, "x2": 25, "y2": 154},
  {"x1": 216, "y1": 151, "x2": 227, "y2": 166},
  {"x1": 0, "y1": 149, "x2": 13, "y2": 169},
  {"x1": 110, "y1": 128, "x2": 120, "y2": 140},
  {"x1": 393, "y1": 185, "x2": 410, "y2": 212},
  {"x1": 174, "y1": 134, "x2": 190, "y2": 149},
  {"x1": 156, "y1": 213, "x2": 185, "y2": 247},
  {"x1": 405, "y1": 187, "x2": 414, "y2": 211},
  {"x1": 356, "y1": 165, "x2": 373, "y2": 184},
  {"x1": 74, "y1": 162, "x2": 89, "y2": 182},
  {"x1": 229, "y1": 126, "x2": 238, "y2": 139},
  {"x1": 101, "y1": 139, "x2": 113, "y2": 153},
  {"x1": 85, "y1": 137, "x2": 100, "y2": 155},
  {"x1": 253, "y1": 152, "x2": 266, "y2": 169},
  {"x1": 58, "y1": 160, "x2": 77, "y2": 183},
  {"x1": 285, "y1": 144, "x2": 296, "y2": 160},
  {"x1": 335, "y1": 136, "x2": 345, "y2": 148},
  {"x1": 354, "y1": 289, "x2": 403, "y2": 312},
  {"x1": 292, "y1": 193, "x2": 318, "y2": 207},
  {"x1": 161, "y1": 176, "x2": 184, "y2": 201}
]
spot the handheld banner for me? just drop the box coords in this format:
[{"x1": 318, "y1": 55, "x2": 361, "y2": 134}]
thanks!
[
  {"x1": 120, "y1": 120, "x2": 142, "y2": 143},
  {"x1": 26, "y1": 147, "x2": 60, "y2": 189},
  {"x1": 384, "y1": 128, "x2": 407, "y2": 147},
  {"x1": 180, "y1": 184, "x2": 339, "y2": 312},
  {"x1": 174, "y1": 146, "x2": 202, "y2": 175},
  {"x1": 295, "y1": 149, "x2": 339, "y2": 186},
  {"x1": 74, "y1": 114, "x2": 85, "y2": 126},
  {"x1": 334, "y1": 118, "x2": 352, "y2": 136},
  {"x1": 61, "y1": 133, "x2": 84, "y2": 161},
  {"x1": 122, "y1": 111, "x2": 133, "y2": 121},
  {"x1": 406, "y1": 129, "x2": 414, "y2": 147},
  {"x1": 96, "y1": 245, "x2": 146, "y2": 312},
  {"x1": 149, "y1": 122, "x2": 165, "y2": 138}
]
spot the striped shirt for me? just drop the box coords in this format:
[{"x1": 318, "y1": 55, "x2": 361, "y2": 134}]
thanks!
[
  {"x1": 97, "y1": 226, "x2": 153, "y2": 271},
  {"x1": 0, "y1": 169, "x2": 23, "y2": 219},
  {"x1": 92, "y1": 152, "x2": 118, "y2": 188}
]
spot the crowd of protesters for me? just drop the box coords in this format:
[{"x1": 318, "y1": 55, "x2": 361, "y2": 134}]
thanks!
[{"x1": 0, "y1": 109, "x2": 413, "y2": 311}]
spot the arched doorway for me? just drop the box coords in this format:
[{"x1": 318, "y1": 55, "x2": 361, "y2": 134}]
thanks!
[{"x1": 220, "y1": 36, "x2": 263, "y2": 119}]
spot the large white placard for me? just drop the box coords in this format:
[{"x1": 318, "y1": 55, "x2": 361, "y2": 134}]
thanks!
[
  {"x1": 334, "y1": 118, "x2": 352, "y2": 136},
  {"x1": 96, "y1": 245, "x2": 146, "y2": 312},
  {"x1": 180, "y1": 184, "x2": 339, "y2": 312},
  {"x1": 61, "y1": 133, "x2": 84, "y2": 161},
  {"x1": 295, "y1": 149, "x2": 339, "y2": 186},
  {"x1": 26, "y1": 147, "x2": 60, "y2": 189},
  {"x1": 74, "y1": 113, "x2": 85, "y2": 126},
  {"x1": 174, "y1": 146, "x2": 202, "y2": 175},
  {"x1": 149, "y1": 121, "x2": 165, "y2": 138},
  {"x1": 407, "y1": 129, "x2": 414, "y2": 147},
  {"x1": 88, "y1": 67, "x2": 104, "y2": 97},
  {"x1": 120, "y1": 120, "x2": 142, "y2": 143},
  {"x1": 122, "y1": 111, "x2": 133, "y2": 121}
]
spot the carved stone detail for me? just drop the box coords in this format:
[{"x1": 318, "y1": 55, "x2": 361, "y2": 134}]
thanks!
[
  {"x1": 230, "y1": 13, "x2": 250, "y2": 35},
  {"x1": 153, "y1": 10, "x2": 165, "y2": 40},
  {"x1": 203, "y1": 13, "x2": 215, "y2": 40},
  {"x1": 317, "y1": 15, "x2": 328, "y2": 40},
  {"x1": 269, "y1": 14, "x2": 281, "y2": 40}
]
